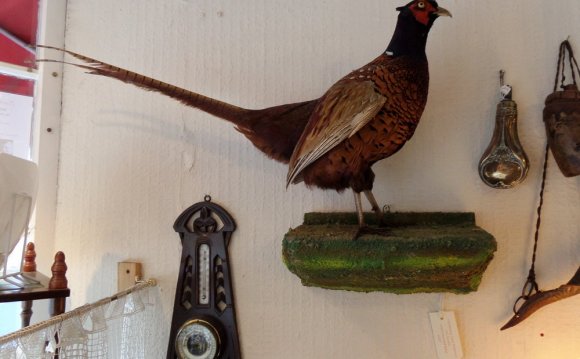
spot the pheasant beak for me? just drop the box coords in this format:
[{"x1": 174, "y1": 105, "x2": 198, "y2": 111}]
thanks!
[{"x1": 434, "y1": 7, "x2": 452, "y2": 18}]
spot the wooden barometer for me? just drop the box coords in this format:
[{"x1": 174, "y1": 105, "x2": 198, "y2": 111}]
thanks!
[{"x1": 167, "y1": 196, "x2": 241, "y2": 359}]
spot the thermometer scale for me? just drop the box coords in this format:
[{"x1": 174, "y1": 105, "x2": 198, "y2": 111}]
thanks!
[{"x1": 198, "y1": 244, "x2": 210, "y2": 305}]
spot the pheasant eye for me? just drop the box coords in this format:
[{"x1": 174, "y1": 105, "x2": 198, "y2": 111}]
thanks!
[{"x1": 417, "y1": 2, "x2": 426, "y2": 9}]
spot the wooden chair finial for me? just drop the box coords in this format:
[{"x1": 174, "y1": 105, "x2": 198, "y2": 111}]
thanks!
[
  {"x1": 22, "y1": 242, "x2": 37, "y2": 272},
  {"x1": 48, "y1": 251, "x2": 68, "y2": 290}
]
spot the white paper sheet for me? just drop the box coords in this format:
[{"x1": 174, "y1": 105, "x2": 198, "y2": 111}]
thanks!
[
  {"x1": 429, "y1": 311, "x2": 464, "y2": 359},
  {"x1": 0, "y1": 153, "x2": 38, "y2": 270}
]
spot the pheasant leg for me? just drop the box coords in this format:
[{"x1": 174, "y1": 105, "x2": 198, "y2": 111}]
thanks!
[
  {"x1": 354, "y1": 191, "x2": 365, "y2": 228},
  {"x1": 352, "y1": 190, "x2": 390, "y2": 240},
  {"x1": 364, "y1": 190, "x2": 384, "y2": 226}
]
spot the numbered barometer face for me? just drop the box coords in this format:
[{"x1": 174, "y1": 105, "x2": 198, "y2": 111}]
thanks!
[{"x1": 175, "y1": 319, "x2": 220, "y2": 359}]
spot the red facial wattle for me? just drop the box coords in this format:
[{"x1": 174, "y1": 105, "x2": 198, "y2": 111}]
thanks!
[{"x1": 411, "y1": 2, "x2": 437, "y2": 26}]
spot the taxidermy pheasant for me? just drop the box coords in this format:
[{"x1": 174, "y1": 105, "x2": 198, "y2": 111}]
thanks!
[{"x1": 39, "y1": 0, "x2": 451, "y2": 235}]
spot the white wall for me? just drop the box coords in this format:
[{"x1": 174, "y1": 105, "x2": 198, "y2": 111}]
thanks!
[{"x1": 50, "y1": 1, "x2": 579, "y2": 358}]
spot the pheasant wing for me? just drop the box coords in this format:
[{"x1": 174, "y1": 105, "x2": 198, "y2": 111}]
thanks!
[{"x1": 286, "y1": 80, "x2": 386, "y2": 186}]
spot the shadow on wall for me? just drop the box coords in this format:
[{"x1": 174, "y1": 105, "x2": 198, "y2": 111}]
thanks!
[
  {"x1": 84, "y1": 253, "x2": 124, "y2": 305},
  {"x1": 92, "y1": 109, "x2": 280, "y2": 175}
]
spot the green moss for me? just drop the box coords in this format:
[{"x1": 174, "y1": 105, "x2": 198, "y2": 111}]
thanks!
[
  {"x1": 298, "y1": 257, "x2": 386, "y2": 270},
  {"x1": 282, "y1": 212, "x2": 496, "y2": 294},
  {"x1": 386, "y1": 251, "x2": 493, "y2": 270}
]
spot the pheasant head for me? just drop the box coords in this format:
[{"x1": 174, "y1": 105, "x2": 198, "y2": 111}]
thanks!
[
  {"x1": 398, "y1": 0, "x2": 452, "y2": 27},
  {"x1": 387, "y1": 0, "x2": 451, "y2": 57}
]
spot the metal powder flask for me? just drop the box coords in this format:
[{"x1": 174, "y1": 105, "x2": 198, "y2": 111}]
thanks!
[{"x1": 479, "y1": 71, "x2": 529, "y2": 189}]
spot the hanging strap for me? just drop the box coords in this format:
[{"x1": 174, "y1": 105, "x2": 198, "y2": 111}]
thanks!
[
  {"x1": 554, "y1": 40, "x2": 580, "y2": 92},
  {"x1": 512, "y1": 143, "x2": 550, "y2": 314}
]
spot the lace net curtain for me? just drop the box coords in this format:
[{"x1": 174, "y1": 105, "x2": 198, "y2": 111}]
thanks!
[{"x1": 0, "y1": 282, "x2": 165, "y2": 358}]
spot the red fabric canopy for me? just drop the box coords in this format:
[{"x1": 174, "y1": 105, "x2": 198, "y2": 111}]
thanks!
[{"x1": 0, "y1": 0, "x2": 38, "y2": 97}]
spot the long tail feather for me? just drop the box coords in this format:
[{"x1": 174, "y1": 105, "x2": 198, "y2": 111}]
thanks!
[{"x1": 37, "y1": 45, "x2": 248, "y2": 124}]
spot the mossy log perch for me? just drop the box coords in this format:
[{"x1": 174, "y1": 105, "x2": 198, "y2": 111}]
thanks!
[{"x1": 283, "y1": 212, "x2": 496, "y2": 294}]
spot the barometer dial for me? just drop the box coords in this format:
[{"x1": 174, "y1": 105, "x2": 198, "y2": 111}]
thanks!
[{"x1": 175, "y1": 319, "x2": 220, "y2": 359}]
